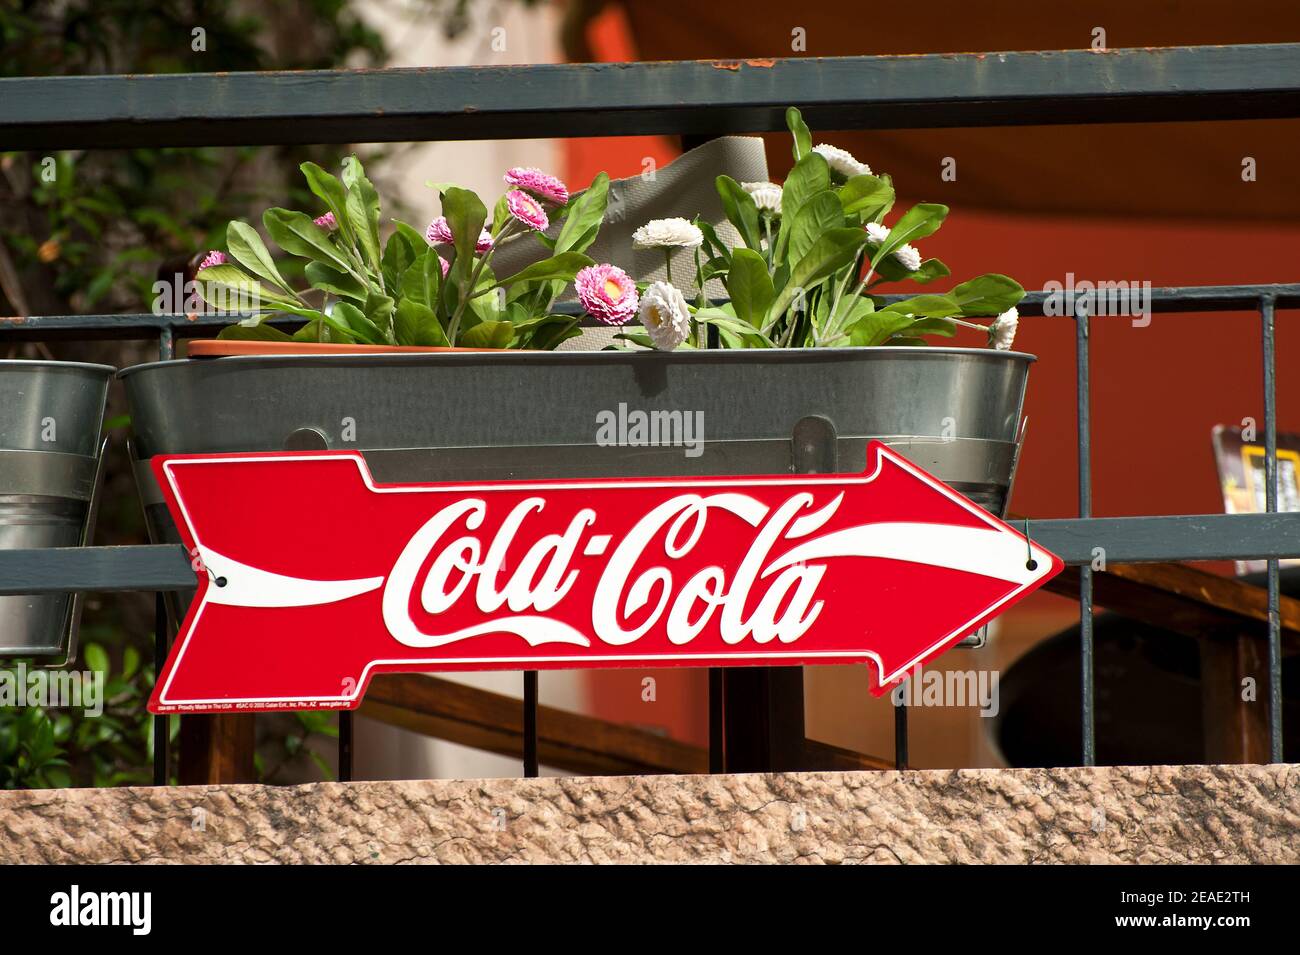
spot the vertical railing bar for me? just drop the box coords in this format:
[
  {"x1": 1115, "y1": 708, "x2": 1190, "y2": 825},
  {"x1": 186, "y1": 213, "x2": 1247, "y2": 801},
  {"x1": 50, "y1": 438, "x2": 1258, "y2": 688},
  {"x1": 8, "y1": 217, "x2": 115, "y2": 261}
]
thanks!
[
  {"x1": 708, "y1": 668, "x2": 724, "y2": 773},
  {"x1": 523, "y1": 671, "x2": 539, "y2": 777},
  {"x1": 894, "y1": 690, "x2": 909, "y2": 770},
  {"x1": 152, "y1": 592, "x2": 168, "y2": 786},
  {"x1": 1261, "y1": 294, "x2": 1284, "y2": 762},
  {"x1": 337, "y1": 711, "x2": 353, "y2": 782},
  {"x1": 1076, "y1": 301, "x2": 1095, "y2": 767},
  {"x1": 152, "y1": 328, "x2": 173, "y2": 787}
]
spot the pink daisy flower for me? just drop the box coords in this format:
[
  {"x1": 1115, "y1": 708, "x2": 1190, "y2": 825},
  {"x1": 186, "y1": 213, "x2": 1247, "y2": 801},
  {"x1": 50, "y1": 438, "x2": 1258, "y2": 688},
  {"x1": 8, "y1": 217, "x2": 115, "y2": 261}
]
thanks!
[
  {"x1": 198, "y1": 250, "x2": 227, "y2": 270},
  {"x1": 504, "y1": 167, "x2": 569, "y2": 205},
  {"x1": 313, "y1": 211, "x2": 337, "y2": 231},
  {"x1": 425, "y1": 216, "x2": 454, "y2": 245},
  {"x1": 505, "y1": 190, "x2": 549, "y2": 232},
  {"x1": 575, "y1": 264, "x2": 638, "y2": 326},
  {"x1": 425, "y1": 216, "x2": 493, "y2": 254}
]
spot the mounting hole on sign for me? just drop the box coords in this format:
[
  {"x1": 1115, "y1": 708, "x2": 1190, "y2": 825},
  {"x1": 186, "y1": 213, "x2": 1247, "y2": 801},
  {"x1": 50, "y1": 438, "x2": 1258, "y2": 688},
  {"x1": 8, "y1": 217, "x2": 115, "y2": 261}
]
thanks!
[
  {"x1": 1025, "y1": 559, "x2": 1038, "y2": 571},
  {"x1": 214, "y1": 576, "x2": 228, "y2": 588}
]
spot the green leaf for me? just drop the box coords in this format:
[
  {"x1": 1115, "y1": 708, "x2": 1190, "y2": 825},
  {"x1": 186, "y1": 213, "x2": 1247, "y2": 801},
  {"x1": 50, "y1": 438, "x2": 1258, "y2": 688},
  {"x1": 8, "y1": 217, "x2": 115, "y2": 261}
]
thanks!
[
  {"x1": 715, "y1": 175, "x2": 762, "y2": 252},
  {"x1": 881, "y1": 294, "x2": 961, "y2": 318},
  {"x1": 872, "y1": 203, "x2": 948, "y2": 267},
  {"x1": 400, "y1": 251, "x2": 444, "y2": 310},
  {"x1": 122, "y1": 648, "x2": 140, "y2": 681},
  {"x1": 902, "y1": 258, "x2": 951, "y2": 285},
  {"x1": 216, "y1": 323, "x2": 296, "y2": 342},
  {"x1": 327, "y1": 301, "x2": 381, "y2": 344},
  {"x1": 555, "y1": 173, "x2": 609, "y2": 255},
  {"x1": 195, "y1": 263, "x2": 299, "y2": 312},
  {"x1": 821, "y1": 290, "x2": 873, "y2": 342},
  {"x1": 766, "y1": 227, "x2": 869, "y2": 328},
  {"x1": 695, "y1": 306, "x2": 777, "y2": 346},
  {"x1": 522, "y1": 315, "x2": 582, "y2": 351},
  {"x1": 946, "y1": 273, "x2": 1025, "y2": 316},
  {"x1": 300, "y1": 161, "x2": 354, "y2": 245},
  {"x1": 907, "y1": 317, "x2": 959, "y2": 337},
  {"x1": 786, "y1": 106, "x2": 813, "y2": 162},
  {"x1": 838, "y1": 174, "x2": 895, "y2": 218},
  {"x1": 465, "y1": 264, "x2": 502, "y2": 325},
  {"x1": 775, "y1": 153, "x2": 830, "y2": 262},
  {"x1": 496, "y1": 251, "x2": 594, "y2": 288},
  {"x1": 726, "y1": 248, "x2": 775, "y2": 327},
  {"x1": 612, "y1": 331, "x2": 657, "y2": 349},
  {"x1": 381, "y1": 231, "x2": 415, "y2": 291},
  {"x1": 697, "y1": 220, "x2": 732, "y2": 266},
  {"x1": 491, "y1": 193, "x2": 510, "y2": 237},
  {"x1": 263, "y1": 208, "x2": 354, "y2": 274},
  {"x1": 83, "y1": 643, "x2": 109, "y2": 675},
  {"x1": 362, "y1": 292, "x2": 396, "y2": 341},
  {"x1": 290, "y1": 320, "x2": 331, "y2": 343},
  {"x1": 849, "y1": 310, "x2": 920, "y2": 347},
  {"x1": 459, "y1": 320, "x2": 514, "y2": 349},
  {"x1": 305, "y1": 262, "x2": 367, "y2": 301},
  {"x1": 342, "y1": 156, "x2": 383, "y2": 276},
  {"x1": 394, "y1": 299, "x2": 451, "y2": 347},
  {"x1": 391, "y1": 220, "x2": 431, "y2": 258},
  {"x1": 226, "y1": 221, "x2": 292, "y2": 293},
  {"x1": 442, "y1": 186, "x2": 488, "y2": 306},
  {"x1": 787, "y1": 191, "x2": 845, "y2": 266}
]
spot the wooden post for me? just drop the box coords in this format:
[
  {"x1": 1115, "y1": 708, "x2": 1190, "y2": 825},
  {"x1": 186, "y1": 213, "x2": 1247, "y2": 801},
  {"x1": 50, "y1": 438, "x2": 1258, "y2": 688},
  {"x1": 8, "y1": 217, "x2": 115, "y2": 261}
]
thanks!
[
  {"x1": 178, "y1": 716, "x2": 256, "y2": 784},
  {"x1": 721, "y1": 668, "x2": 807, "y2": 772},
  {"x1": 1200, "y1": 633, "x2": 1270, "y2": 764}
]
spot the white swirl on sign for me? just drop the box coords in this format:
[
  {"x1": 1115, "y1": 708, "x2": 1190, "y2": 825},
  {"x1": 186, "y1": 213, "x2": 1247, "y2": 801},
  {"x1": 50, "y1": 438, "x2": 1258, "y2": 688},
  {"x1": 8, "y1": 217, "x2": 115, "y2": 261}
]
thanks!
[{"x1": 383, "y1": 614, "x2": 592, "y2": 650}]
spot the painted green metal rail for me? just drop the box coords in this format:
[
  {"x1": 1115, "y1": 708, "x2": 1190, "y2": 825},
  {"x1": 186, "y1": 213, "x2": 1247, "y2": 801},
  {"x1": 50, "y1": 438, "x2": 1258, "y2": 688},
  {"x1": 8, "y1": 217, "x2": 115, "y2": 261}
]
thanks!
[
  {"x1": 6, "y1": 285, "x2": 1299, "y2": 340},
  {"x1": 2, "y1": 509, "x2": 1299, "y2": 597},
  {"x1": 3, "y1": 44, "x2": 1300, "y2": 149}
]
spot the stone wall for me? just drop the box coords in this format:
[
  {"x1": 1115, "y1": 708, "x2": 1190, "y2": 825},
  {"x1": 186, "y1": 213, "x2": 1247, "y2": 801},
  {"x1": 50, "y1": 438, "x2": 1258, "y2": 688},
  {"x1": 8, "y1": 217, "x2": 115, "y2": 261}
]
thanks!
[{"x1": 1, "y1": 763, "x2": 1296, "y2": 864}]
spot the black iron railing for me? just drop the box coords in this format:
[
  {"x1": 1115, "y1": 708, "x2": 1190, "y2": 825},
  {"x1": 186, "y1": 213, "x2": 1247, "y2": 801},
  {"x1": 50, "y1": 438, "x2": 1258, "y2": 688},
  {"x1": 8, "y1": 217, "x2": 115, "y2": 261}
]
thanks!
[{"x1": 2, "y1": 45, "x2": 1297, "y2": 779}]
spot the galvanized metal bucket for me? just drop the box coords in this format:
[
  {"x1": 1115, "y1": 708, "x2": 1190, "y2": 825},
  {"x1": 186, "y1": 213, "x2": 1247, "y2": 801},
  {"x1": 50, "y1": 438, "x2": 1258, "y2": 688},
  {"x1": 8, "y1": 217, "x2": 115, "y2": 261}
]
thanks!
[
  {"x1": 121, "y1": 347, "x2": 1032, "y2": 626},
  {"x1": 0, "y1": 360, "x2": 114, "y2": 660}
]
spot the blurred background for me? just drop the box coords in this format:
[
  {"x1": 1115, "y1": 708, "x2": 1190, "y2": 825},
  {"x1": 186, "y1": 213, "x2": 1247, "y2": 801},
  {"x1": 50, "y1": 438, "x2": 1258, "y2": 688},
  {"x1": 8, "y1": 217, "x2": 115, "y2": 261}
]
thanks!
[{"x1": 2, "y1": 0, "x2": 1297, "y2": 785}]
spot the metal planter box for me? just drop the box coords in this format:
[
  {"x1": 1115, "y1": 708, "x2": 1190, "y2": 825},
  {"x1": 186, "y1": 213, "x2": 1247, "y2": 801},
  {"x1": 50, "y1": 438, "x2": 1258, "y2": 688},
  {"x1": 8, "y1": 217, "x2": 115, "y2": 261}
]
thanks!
[
  {"x1": 121, "y1": 348, "x2": 1032, "y2": 618},
  {"x1": 0, "y1": 360, "x2": 113, "y2": 659}
]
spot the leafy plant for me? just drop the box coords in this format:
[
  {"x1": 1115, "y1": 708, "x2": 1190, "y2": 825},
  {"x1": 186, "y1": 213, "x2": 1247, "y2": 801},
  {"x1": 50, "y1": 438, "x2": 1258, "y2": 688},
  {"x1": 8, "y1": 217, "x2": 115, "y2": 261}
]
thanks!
[
  {"x1": 197, "y1": 157, "x2": 611, "y2": 350},
  {"x1": 0, "y1": 0, "x2": 387, "y2": 320},
  {"x1": 676, "y1": 107, "x2": 1024, "y2": 351},
  {"x1": 0, "y1": 643, "x2": 173, "y2": 789}
]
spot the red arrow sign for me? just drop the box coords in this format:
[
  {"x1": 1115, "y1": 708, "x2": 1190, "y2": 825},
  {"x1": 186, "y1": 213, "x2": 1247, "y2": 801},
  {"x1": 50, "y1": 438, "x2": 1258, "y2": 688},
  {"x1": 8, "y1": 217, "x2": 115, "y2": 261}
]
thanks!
[{"x1": 147, "y1": 442, "x2": 1062, "y2": 714}]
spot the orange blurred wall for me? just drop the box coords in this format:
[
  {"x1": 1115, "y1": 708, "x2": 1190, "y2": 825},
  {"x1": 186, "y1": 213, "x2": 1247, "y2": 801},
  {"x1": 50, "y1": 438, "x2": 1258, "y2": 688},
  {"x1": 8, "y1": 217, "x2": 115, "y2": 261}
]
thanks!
[{"x1": 567, "y1": 3, "x2": 1300, "y2": 754}]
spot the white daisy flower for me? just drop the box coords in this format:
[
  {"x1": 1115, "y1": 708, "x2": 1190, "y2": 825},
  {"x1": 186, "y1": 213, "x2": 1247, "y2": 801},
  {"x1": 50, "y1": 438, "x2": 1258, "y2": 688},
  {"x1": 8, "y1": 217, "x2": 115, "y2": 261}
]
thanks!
[
  {"x1": 639, "y1": 281, "x2": 692, "y2": 351},
  {"x1": 988, "y1": 308, "x2": 1019, "y2": 350},
  {"x1": 893, "y1": 243, "x2": 922, "y2": 272},
  {"x1": 632, "y1": 217, "x2": 704, "y2": 250},
  {"x1": 864, "y1": 221, "x2": 921, "y2": 271},
  {"x1": 812, "y1": 143, "x2": 870, "y2": 179},
  {"x1": 742, "y1": 181, "x2": 783, "y2": 216}
]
